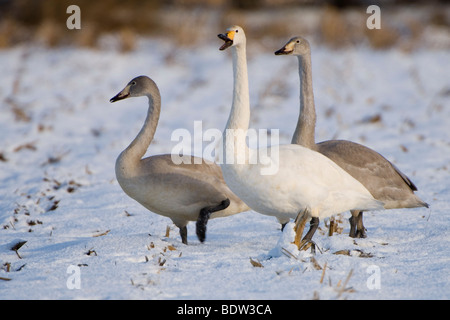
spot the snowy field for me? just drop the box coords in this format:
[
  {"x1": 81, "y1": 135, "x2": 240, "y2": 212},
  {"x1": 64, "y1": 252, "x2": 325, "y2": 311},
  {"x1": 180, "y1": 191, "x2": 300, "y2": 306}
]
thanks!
[{"x1": 0, "y1": 34, "x2": 449, "y2": 300}]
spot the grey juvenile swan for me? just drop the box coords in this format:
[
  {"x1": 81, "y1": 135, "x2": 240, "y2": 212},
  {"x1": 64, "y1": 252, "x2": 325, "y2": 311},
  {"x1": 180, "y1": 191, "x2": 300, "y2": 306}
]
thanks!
[
  {"x1": 110, "y1": 76, "x2": 249, "y2": 244},
  {"x1": 275, "y1": 37, "x2": 428, "y2": 238}
]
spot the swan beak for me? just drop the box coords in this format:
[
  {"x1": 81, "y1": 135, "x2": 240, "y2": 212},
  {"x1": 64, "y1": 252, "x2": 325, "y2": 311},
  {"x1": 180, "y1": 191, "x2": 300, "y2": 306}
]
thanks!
[
  {"x1": 110, "y1": 89, "x2": 130, "y2": 103},
  {"x1": 274, "y1": 46, "x2": 293, "y2": 55},
  {"x1": 218, "y1": 32, "x2": 234, "y2": 50},
  {"x1": 275, "y1": 41, "x2": 294, "y2": 55},
  {"x1": 274, "y1": 47, "x2": 289, "y2": 55}
]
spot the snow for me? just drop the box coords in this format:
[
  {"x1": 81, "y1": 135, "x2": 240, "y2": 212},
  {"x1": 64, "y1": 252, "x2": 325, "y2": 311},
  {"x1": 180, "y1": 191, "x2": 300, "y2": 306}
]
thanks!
[{"x1": 0, "y1": 36, "x2": 449, "y2": 300}]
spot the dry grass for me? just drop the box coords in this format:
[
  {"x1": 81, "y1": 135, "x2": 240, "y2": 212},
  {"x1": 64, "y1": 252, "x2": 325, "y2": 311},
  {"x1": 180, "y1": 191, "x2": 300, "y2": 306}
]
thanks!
[
  {"x1": 250, "y1": 257, "x2": 264, "y2": 268},
  {"x1": 92, "y1": 230, "x2": 111, "y2": 237},
  {"x1": 11, "y1": 240, "x2": 27, "y2": 259},
  {"x1": 365, "y1": 25, "x2": 399, "y2": 49},
  {"x1": 0, "y1": 19, "x2": 20, "y2": 48},
  {"x1": 333, "y1": 249, "x2": 374, "y2": 258},
  {"x1": 119, "y1": 27, "x2": 136, "y2": 52},
  {"x1": 293, "y1": 210, "x2": 308, "y2": 250},
  {"x1": 320, "y1": 5, "x2": 350, "y2": 48},
  {"x1": 335, "y1": 269, "x2": 355, "y2": 299},
  {"x1": 36, "y1": 19, "x2": 64, "y2": 47},
  {"x1": 325, "y1": 214, "x2": 344, "y2": 236},
  {"x1": 0, "y1": 2, "x2": 445, "y2": 50},
  {"x1": 74, "y1": 22, "x2": 99, "y2": 48},
  {"x1": 165, "y1": 225, "x2": 171, "y2": 238},
  {"x1": 319, "y1": 262, "x2": 327, "y2": 284},
  {"x1": 85, "y1": 248, "x2": 97, "y2": 256}
]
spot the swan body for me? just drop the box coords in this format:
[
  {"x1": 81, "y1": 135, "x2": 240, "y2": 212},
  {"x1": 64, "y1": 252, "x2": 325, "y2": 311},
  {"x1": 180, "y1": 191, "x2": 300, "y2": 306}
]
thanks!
[
  {"x1": 222, "y1": 144, "x2": 383, "y2": 222},
  {"x1": 111, "y1": 76, "x2": 249, "y2": 244},
  {"x1": 275, "y1": 36, "x2": 428, "y2": 237},
  {"x1": 218, "y1": 26, "x2": 383, "y2": 241}
]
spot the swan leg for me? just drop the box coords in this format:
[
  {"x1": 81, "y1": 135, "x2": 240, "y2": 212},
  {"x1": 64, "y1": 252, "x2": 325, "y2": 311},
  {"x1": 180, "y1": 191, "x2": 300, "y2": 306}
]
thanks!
[
  {"x1": 279, "y1": 217, "x2": 290, "y2": 231},
  {"x1": 349, "y1": 210, "x2": 367, "y2": 238},
  {"x1": 300, "y1": 217, "x2": 319, "y2": 254},
  {"x1": 179, "y1": 226, "x2": 188, "y2": 245},
  {"x1": 172, "y1": 219, "x2": 189, "y2": 244},
  {"x1": 196, "y1": 199, "x2": 231, "y2": 243},
  {"x1": 302, "y1": 217, "x2": 319, "y2": 242}
]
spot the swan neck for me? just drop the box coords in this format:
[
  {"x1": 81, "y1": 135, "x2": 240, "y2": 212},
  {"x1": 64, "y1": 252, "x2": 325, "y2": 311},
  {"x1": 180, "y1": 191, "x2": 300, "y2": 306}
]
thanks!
[
  {"x1": 120, "y1": 92, "x2": 161, "y2": 166},
  {"x1": 223, "y1": 44, "x2": 250, "y2": 163},
  {"x1": 228, "y1": 45, "x2": 250, "y2": 131},
  {"x1": 291, "y1": 53, "x2": 316, "y2": 149}
]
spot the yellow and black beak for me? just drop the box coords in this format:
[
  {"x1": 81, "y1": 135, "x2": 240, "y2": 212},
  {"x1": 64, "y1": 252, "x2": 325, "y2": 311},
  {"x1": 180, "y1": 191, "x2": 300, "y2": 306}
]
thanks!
[{"x1": 218, "y1": 30, "x2": 235, "y2": 50}]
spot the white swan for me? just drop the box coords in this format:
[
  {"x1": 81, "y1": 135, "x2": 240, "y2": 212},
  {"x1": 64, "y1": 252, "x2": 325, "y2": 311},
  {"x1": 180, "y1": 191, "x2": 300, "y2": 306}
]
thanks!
[
  {"x1": 275, "y1": 36, "x2": 429, "y2": 238},
  {"x1": 110, "y1": 76, "x2": 249, "y2": 244},
  {"x1": 218, "y1": 26, "x2": 384, "y2": 247}
]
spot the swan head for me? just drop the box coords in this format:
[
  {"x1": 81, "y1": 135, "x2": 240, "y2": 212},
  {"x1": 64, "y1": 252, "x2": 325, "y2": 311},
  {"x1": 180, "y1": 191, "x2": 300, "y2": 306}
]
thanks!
[
  {"x1": 110, "y1": 76, "x2": 156, "y2": 102},
  {"x1": 274, "y1": 36, "x2": 310, "y2": 56},
  {"x1": 218, "y1": 25, "x2": 246, "y2": 50}
]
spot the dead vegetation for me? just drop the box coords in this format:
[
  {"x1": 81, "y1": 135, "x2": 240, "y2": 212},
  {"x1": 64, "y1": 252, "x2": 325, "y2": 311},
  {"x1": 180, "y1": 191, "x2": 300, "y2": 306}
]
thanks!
[
  {"x1": 11, "y1": 240, "x2": 27, "y2": 259},
  {"x1": 1, "y1": 260, "x2": 26, "y2": 280},
  {"x1": 92, "y1": 230, "x2": 110, "y2": 237},
  {"x1": 143, "y1": 238, "x2": 180, "y2": 278},
  {"x1": 130, "y1": 247, "x2": 175, "y2": 290},
  {"x1": 85, "y1": 248, "x2": 97, "y2": 256},
  {"x1": 291, "y1": 211, "x2": 345, "y2": 253},
  {"x1": 250, "y1": 257, "x2": 264, "y2": 268},
  {"x1": 333, "y1": 249, "x2": 374, "y2": 258},
  {"x1": 313, "y1": 266, "x2": 356, "y2": 300},
  {"x1": 0, "y1": 1, "x2": 447, "y2": 51},
  {"x1": 2, "y1": 175, "x2": 85, "y2": 233},
  {"x1": 278, "y1": 243, "x2": 357, "y2": 299}
]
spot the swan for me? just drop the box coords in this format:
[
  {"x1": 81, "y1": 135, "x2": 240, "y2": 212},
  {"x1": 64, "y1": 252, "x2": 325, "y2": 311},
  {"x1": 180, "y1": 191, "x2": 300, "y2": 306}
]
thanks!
[
  {"x1": 275, "y1": 36, "x2": 429, "y2": 238},
  {"x1": 217, "y1": 26, "x2": 384, "y2": 248},
  {"x1": 110, "y1": 76, "x2": 249, "y2": 244}
]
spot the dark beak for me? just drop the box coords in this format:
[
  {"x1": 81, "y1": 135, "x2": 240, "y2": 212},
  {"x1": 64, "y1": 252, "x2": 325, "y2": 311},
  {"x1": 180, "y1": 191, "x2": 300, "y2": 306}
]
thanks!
[
  {"x1": 218, "y1": 33, "x2": 233, "y2": 51},
  {"x1": 274, "y1": 47, "x2": 291, "y2": 55},
  {"x1": 110, "y1": 91, "x2": 129, "y2": 103}
]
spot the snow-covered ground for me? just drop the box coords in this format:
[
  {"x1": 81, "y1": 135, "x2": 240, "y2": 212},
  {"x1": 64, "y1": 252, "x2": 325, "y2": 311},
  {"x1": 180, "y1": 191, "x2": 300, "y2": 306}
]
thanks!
[{"x1": 0, "y1": 35, "x2": 449, "y2": 300}]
